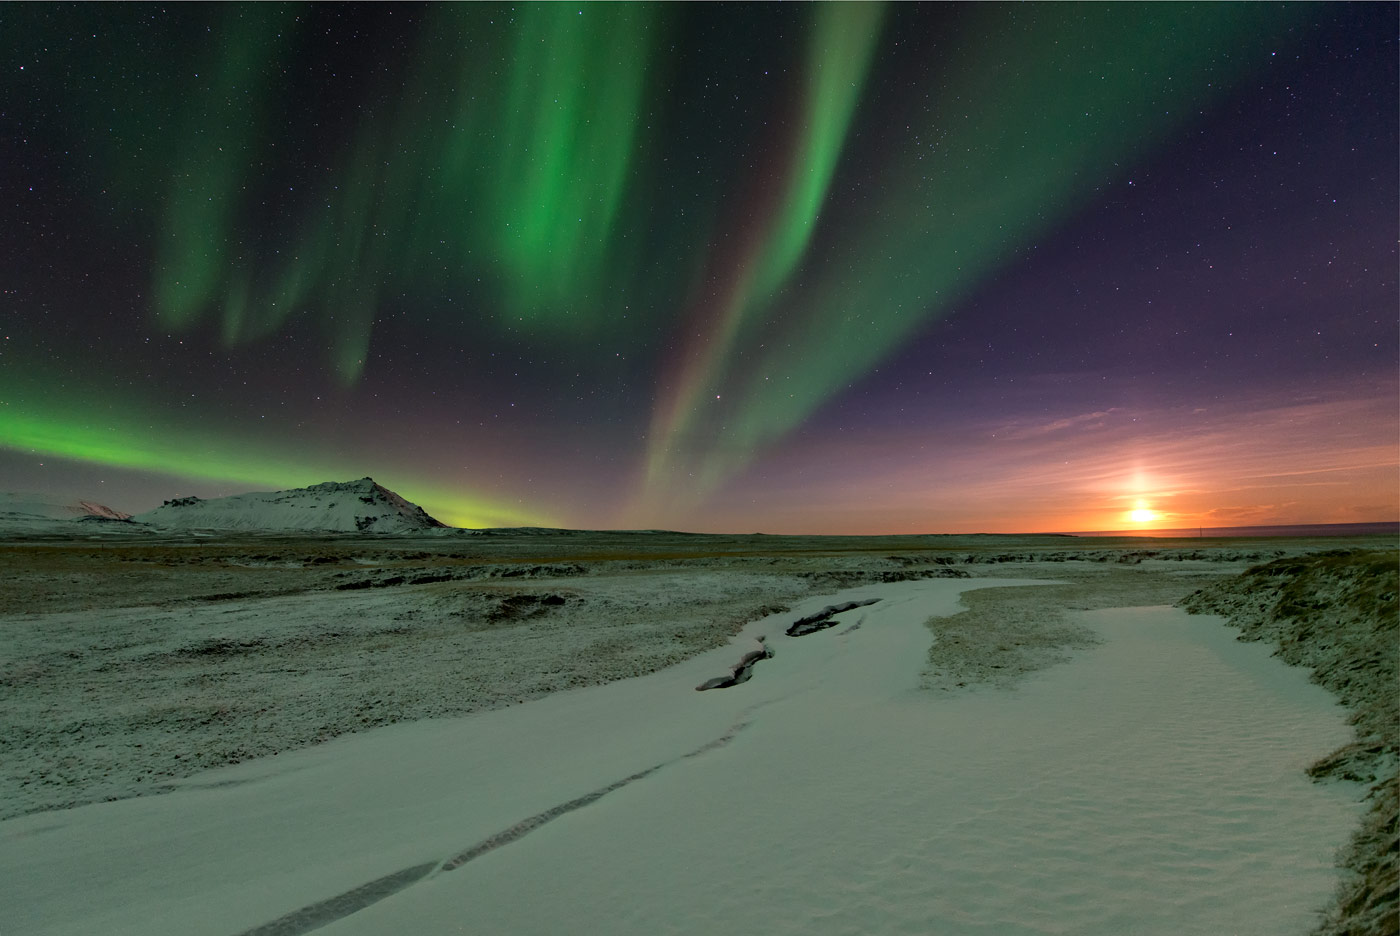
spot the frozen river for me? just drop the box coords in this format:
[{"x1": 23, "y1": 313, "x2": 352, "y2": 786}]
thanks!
[{"x1": 0, "y1": 578, "x2": 1361, "y2": 935}]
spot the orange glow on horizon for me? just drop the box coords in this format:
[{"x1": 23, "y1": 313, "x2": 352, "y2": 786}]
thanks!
[{"x1": 654, "y1": 388, "x2": 1399, "y2": 535}]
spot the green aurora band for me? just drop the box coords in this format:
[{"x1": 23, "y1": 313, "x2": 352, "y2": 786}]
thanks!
[
  {"x1": 1, "y1": 3, "x2": 1314, "y2": 527},
  {"x1": 0, "y1": 379, "x2": 545, "y2": 528},
  {"x1": 3, "y1": 4, "x2": 662, "y2": 522}
]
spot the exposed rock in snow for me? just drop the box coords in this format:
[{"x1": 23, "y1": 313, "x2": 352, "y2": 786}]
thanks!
[
  {"x1": 133, "y1": 478, "x2": 448, "y2": 533},
  {"x1": 71, "y1": 500, "x2": 132, "y2": 520}
]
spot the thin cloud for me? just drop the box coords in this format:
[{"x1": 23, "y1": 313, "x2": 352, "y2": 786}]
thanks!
[{"x1": 992, "y1": 409, "x2": 1120, "y2": 440}]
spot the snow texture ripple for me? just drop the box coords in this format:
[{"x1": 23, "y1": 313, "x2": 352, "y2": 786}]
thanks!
[{"x1": 233, "y1": 717, "x2": 756, "y2": 935}]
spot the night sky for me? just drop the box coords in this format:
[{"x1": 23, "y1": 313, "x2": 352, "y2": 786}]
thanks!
[{"x1": 2, "y1": 3, "x2": 1396, "y2": 533}]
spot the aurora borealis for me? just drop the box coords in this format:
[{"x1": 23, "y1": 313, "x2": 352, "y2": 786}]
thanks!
[{"x1": 2, "y1": 3, "x2": 1396, "y2": 532}]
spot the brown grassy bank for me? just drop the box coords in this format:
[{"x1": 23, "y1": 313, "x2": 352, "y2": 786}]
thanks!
[{"x1": 1180, "y1": 549, "x2": 1398, "y2": 936}]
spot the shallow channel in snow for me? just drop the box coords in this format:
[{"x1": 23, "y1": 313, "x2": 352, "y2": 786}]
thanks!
[{"x1": 0, "y1": 578, "x2": 1361, "y2": 936}]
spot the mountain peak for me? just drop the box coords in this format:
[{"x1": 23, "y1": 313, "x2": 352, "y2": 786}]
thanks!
[{"x1": 135, "y1": 479, "x2": 447, "y2": 533}]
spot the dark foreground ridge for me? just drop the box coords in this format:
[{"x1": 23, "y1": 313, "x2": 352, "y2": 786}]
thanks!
[
  {"x1": 1180, "y1": 549, "x2": 1398, "y2": 936},
  {"x1": 237, "y1": 863, "x2": 438, "y2": 936}
]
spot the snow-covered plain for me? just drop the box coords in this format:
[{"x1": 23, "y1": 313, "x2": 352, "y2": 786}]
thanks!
[{"x1": 0, "y1": 577, "x2": 1360, "y2": 936}]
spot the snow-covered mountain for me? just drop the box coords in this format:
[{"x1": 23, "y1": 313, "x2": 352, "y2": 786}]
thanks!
[
  {"x1": 0, "y1": 492, "x2": 133, "y2": 530},
  {"x1": 133, "y1": 478, "x2": 449, "y2": 533}
]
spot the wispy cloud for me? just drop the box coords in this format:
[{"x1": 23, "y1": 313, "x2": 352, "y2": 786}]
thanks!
[
  {"x1": 992, "y1": 409, "x2": 1120, "y2": 441},
  {"x1": 693, "y1": 379, "x2": 1398, "y2": 533}
]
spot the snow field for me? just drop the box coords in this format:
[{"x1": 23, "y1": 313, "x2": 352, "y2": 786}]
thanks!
[{"x1": 0, "y1": 578, "x2": 1361, "y2": 936}]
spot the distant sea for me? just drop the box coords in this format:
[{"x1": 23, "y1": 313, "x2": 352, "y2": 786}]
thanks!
[{"x1": 1068, "y1": 522, "x2": 1400, "y2": 539}]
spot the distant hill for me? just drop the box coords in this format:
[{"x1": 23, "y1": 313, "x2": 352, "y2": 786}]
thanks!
[
  {"x1": 0, "y1": 492, "x2": 133, "y2": 531},
  {"x1": 133, "y1": 478, "x2": 448, "y2": 533}
]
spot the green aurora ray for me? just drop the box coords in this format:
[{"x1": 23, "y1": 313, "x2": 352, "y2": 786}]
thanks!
[
  {"x1": 635, "y1": 2, "x2": 1313, "y2": 515},
  {"x1": 151, "y1": 3, "x2": 663, "y2": 382},
  {"x1": 642, "y1": 2, "x2": 885, "y2": 510},
  {"x1": 0, "y1": 2, "x2": 1318, "y2": 526},
  {"x1": 4, "y1": 4, "x2": 668, "y2": 521}
]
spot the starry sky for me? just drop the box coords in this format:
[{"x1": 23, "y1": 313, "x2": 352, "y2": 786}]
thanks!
[{"x1": 2, "y1": 2, "x2": 1396, "y2": 533}]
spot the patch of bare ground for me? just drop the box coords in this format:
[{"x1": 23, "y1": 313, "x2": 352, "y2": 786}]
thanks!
[
  {"x1": 922, "y1": 568, "x2": 1234, "y2": 692},
  {"x1": 1179, "y1": 549, "x2": 1398, "y2": 936},
  {"x1": 0, "y1": 571, "x2": 811, "y2": 820}
]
